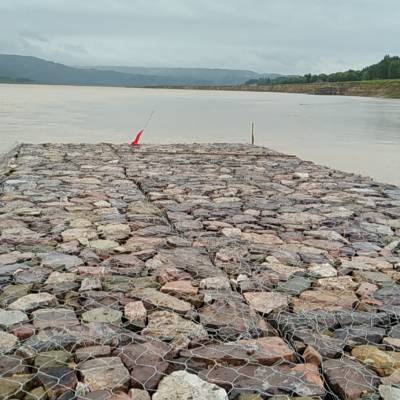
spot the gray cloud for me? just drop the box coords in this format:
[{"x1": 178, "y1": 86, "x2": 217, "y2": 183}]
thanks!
[{"x1": 0, "y1": 0, "x2": 399, "y2": 73}]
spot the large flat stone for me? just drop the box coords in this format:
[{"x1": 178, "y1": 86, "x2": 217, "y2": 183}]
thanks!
[{"x1": 78, "y1": 356, "x2": 130, "y2": 391}]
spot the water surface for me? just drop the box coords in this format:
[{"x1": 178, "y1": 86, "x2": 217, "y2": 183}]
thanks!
[{"x1": 1, "y1": 84, "x2": 399, "y2": 185}]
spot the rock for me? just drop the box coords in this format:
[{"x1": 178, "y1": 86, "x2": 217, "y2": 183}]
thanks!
[
  {"x1": 352, "y1": 345, "x2": 400, "y2": 376},
  {"x1": 34, "y1": 350, "x2": 72, "y2": 369},
  {"x1": 0, "y1": 354, "x2": 28, "y2": 376},
  {"x1": 0, "y1": 227, "x2": 42, "y2": 244},
  {"x1": 11, "y1": 323, "x2": 35, "y2": 340},
  {"x1": 89, "y1": 239, "x2": 120, "y2": 251},
  {"x1": 221, "y1": 227, "x2": 242, "y2": 237},
  {"x1": 334, "y1": 325, "x2": 386, "y2": 345},
  {"x1": 98, "y1": 223, "x2": 131, "y2": 240},
  {"x1": 0, "y1": 335, "x2": 19, "y2": 357},
  {"x1": 241, "y1": 232, "x2": 283, "y2": 245},
  {"x1": 70, "y1": 218, "x2": 92, "y2": 228},
  {"x1": 39, "y1": 252, "x2": 83, "y2": 270},
  {"x1": 128, "y1": 389, "x2": 151, "y2": 400},
  {"x1": 276, "y1": 277, "x2": 311, "y2": 296},
  {"x1": 200, "y1": 363, "x2": 325, "y2": 397},
  {"x1": 31, "y1": 308, "x2": 79, "y2": 329},
  {"x1": 161, "y1": 280, "x2": 198, "y2": 296},
  {"x1": 25, "y1": 386, "x2": 47, "y2": 400},
  {"x1": 383, "y1": 337, "x2": 400, "y2": 350},
  {"x1": 293, "y1": 330, "x2": 345, "y2": 358},
  {"x1": 317, "y1": 276, "x2": 358, "y2": 291},
  {"x1": 243, "y1": 292, "x2": 289, "y2": 314},
  {"x1": 200, "y1": 277, "x2": 231, "y2": 290},
  {"x1": 305, "y1": 229, "x2": 348, "y2": 243},
  {"x1": 80, "y1": 277, "x2": 102, "y2": 291},
  {"x1": 323, "y1": 358, "x2": 380, "y2": 400},
  {"x1": 124, "y1": 301, "x2": 147, "y2": 327},
  {"x1": 145, "y1": 248, "x2": 221, "y2": 280},
  {"x1": 14, "y1": 267, "x2": 51, "y2": 284},
  {"x1": 75, "y1": 345, "x2": 112, "y2": 362},
  {"x1": 142, "y1": 310, "x2": 208, "y2": 341},
  {"x1": 199, "y1": 299, "x2": 267, "y2": 340},
  {"x1": 381, "y1": 369, "x2": 400, "y2": 385},
  {"x1": 0, "y1": 284, "x2": 31, "y2": 307},
  {"x1": 8, "y1": 292, "x2": 58, "y2": 312},
  {"x1": 78, "y1": 357, "x2": 130, "y2": 391},
  {"x1": 0, "y1": 309, "x2": 28, "y2": 329},
  {"x1": 379, "y1": 385, "x2": 400, "y2": 400},
  {"x1": 0, "y1": 374, "x2": 33, "y2": 399},
  {"x1": 37, "y1": 366, "x2": 77, "y2": 400},
  {"x1": 82, "y1": 307, "x2": 122, "y2": 325},
  {"x1": 389, "y1": 324, "x2": 400, "y2": 338},
  {"x1": 62, "y1": 228, "x2": 97, "y2": 242},
  {"x1": 307, "y1": 263, "x2": 337, "y2": 278},
  {"x1": 153, "y1": 371, "x2": 228, "y2": 400},
  {"x1": 115, "y1": 340, "x2": 171, "y2": 390},
  {"x1": 45, "y1": 271, "x2": 77, "y2": 284},
  {"x1": 130, "y1": 287, "x2": 192, "y2": 314},
  {"x1": 303, "y1": 345, "x2": 322, "y2": 367},
  {"x1": 292, "y1": 289, "x2": 357, "y2": 312},
  {"x1": 128, "y1": 201, "x2": 162, "y2": 215},
  {"x1": 262, "y1": 259, "x2": 305, "y2": 280},
  {"x1": 180, "y1": 336, "x2": 295, "y2": 366},
  {"x1": 357, "y1": 282, "x2": 379, "y2": 297}
]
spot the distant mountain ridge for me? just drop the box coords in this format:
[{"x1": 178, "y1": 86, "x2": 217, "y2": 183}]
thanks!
[
  {"x1": 87, "y1": 66, "x2": 281, "y2": 85},
  {"x1": 0, "y1": 54, "x2": 281, "y2": 87}
]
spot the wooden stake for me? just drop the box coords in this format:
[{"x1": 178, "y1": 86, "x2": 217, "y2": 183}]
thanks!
[{"x1": 251, "y1": 122, "x2": 255, "y2": 145}]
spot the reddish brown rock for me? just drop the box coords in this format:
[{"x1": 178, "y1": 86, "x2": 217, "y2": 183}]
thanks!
[
  {"x1": 114, "y1": 341, "x2": 171, "y2": 390},
  {"x1": 200, "y1": 363, "x2": 325, "y2": 397},
  {"x1": 303, "y1": 345, "x2": 322, "y2": 367},
  {"x1": 243, "y1": 292, "x2": 289, "y2": 314},
  {"x1": 292, "y1": 289, "x2": 358, "y2": 312},
  {"x1": 323, "y1": 358, "x2": 380, "y2": 399},
  {"x1": 181, "y1": 336, "x2": 295, "y2": 366},
  {"x1": 161, "y1": 280, "x2": 198, "y2": 296}
]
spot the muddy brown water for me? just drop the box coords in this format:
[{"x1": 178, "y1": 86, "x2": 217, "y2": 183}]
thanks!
[{"x1": 1, "y1": 83, "x2": 399, "y2": 185}]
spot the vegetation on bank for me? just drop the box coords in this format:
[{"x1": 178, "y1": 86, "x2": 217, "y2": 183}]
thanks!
[
  {"x1": 242, "y1": 79, "x2": 400, "y2": 98},
  {"x1": 247, "y1": 56, "x2": 400, "y2": 85},
  {"x1": 155, "y1": 79, "x2": 400, "y2": 99}
]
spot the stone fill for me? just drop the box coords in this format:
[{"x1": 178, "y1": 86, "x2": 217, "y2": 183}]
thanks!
[{"x1": 0, "y1": 142, "x2": 399, "y2": 399}]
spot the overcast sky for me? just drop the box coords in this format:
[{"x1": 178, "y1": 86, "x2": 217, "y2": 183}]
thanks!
[{"x1": 0, "y1": 0, "x2": 399, "y2": 74}]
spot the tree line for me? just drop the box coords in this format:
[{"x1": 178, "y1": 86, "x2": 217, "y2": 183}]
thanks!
[{"x1": 246, "y1": 56, "x2": 400, "y2": 85}]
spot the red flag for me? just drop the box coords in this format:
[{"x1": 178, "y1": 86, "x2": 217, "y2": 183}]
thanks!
[{"x1": 131, "y1": 129, "x2": 144, "y2": 146}]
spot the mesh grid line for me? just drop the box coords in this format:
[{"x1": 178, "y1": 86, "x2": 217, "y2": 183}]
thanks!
[{"x1": 0, "y1": 143, "x2": 399, "y2": 399}]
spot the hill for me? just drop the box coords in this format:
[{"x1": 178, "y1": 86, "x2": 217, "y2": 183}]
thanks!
[
  {"x1": 247, "y1": 55, "x2": 400, "y2": 85},
  {"x1": 0, "y1": 54, "x2": 279, "y2": 87},
  {"x1": 88, "y1": 66, "x2": 280, "y2": 85}
]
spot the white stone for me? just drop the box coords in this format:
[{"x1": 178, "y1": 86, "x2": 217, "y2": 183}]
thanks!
[
  {"x1": 153, "y1": 371, "x2": 228, "y2": 400},
  {"x1": 200, "y1": 277, "x2": 231, "y2": 290},
  {"x1": 8, "y1": 293, "x2": 58, "y2": 312},
  {"x1": 0, "y1": 331, "x2": 18, "y2": 353},
  {"x1": 307, "y1": 263, "x2": 337, "y2": 278}
]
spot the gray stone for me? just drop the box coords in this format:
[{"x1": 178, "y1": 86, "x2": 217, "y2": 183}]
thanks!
[
  {"x1": 8, "y1": 292, "x2": 58, "y2": 312},
  {"x1": 0, "y1": 309, "x2": 28, "y2": 329},
  {"x1": 82, "y1": 307, "x2": 122, "y2": 325}
]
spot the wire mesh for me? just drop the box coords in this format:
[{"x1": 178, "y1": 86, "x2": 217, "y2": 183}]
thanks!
[{"x1": 0, "y1": 143, "x2": 399, "y2": 399}]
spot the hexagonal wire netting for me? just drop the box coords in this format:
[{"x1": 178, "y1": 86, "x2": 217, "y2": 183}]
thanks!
[{"x1": 0, "y1": 143, "x2": 399, "y2": 400}]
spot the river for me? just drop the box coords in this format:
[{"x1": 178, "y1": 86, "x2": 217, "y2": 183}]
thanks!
[{"x1": 1, "y1": 84, "x2": 399, "y2": 185}]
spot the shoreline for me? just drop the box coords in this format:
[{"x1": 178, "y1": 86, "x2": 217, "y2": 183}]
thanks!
[{"x1": 2, "y1": 79, "x2": 400, "y2": 99}]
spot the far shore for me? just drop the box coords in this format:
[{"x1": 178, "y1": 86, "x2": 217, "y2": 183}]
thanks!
[{"x1": 1, "y1": 79, "x2": 400, "y2": 99}]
